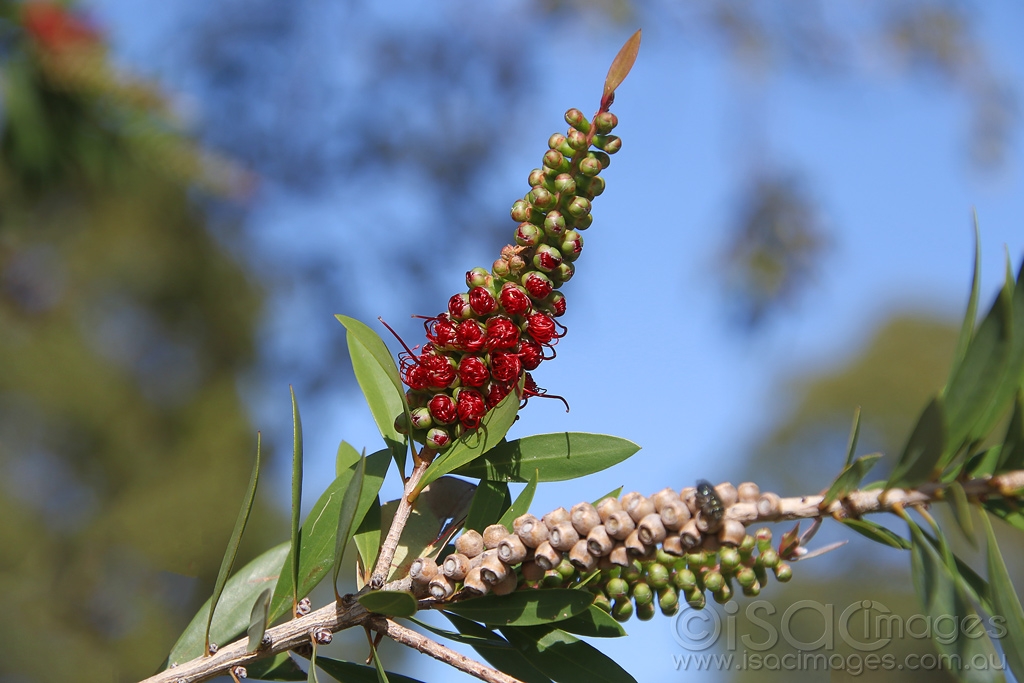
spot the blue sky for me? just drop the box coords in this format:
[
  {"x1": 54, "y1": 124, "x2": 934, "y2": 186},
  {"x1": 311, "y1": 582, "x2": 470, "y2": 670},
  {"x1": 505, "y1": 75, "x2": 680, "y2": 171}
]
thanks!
[{"x1": 90, "y1": 2, "x2": 1024, "y2": 681}]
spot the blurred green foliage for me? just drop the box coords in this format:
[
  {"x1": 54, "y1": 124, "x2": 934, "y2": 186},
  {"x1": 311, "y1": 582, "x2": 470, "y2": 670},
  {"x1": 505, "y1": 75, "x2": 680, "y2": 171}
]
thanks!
[{"x1": 0, "y1": 2, "x2": 281, "y2": 680}]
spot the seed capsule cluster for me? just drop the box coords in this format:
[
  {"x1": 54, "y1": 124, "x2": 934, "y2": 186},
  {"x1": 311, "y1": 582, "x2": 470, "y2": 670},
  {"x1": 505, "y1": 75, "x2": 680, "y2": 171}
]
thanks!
[
  {"x1": 408, "y1": 482, "x2": 793, "y2": 619},
  {"x1": 393, "y1": 106, "x2": 622, "y2": 451}
]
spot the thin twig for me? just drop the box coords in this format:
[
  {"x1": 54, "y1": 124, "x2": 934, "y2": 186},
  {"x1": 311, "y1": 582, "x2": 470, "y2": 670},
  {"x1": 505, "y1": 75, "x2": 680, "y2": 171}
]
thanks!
[
  {"x1": 370, "y1": 617, "x2": 524, "y2": 683},
  {"x1": 370, "y1": 458, "x2": 430, "y2": 588}
]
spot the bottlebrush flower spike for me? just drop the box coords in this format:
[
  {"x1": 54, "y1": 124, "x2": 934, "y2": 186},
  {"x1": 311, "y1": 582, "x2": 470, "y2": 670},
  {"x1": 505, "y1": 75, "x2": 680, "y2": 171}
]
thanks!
[{"x1": 393, "y1": 30, "x2": 640, "y2": 450}]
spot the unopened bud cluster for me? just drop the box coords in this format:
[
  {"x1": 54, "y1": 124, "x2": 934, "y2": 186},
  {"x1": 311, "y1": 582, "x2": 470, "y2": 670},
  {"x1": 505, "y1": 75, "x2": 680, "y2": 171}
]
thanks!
[
  {"x1": 408, "y1": 482, "x2": 794, "y2": 619},
  {"x1": 394, "y1": 106, "x2": 622, "y2": 451}
]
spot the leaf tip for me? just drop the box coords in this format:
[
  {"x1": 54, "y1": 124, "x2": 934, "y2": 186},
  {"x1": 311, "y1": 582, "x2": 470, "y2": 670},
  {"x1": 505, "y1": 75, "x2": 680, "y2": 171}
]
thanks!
[{"x1": 601, "y1": 29, "x2": 642, "y2": 110}]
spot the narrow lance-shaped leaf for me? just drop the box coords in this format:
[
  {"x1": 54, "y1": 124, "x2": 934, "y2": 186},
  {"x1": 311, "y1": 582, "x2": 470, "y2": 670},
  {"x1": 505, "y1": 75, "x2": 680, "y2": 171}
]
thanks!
[
  {"x1": 465, "y1": 479, "x2": 511, "y2": 533},
  {"x1": 843, "y1": 406, "x2": 862, "y2": 469},
  {"x1": 246, "y1": 587, "x2": 272, "y2": 653},
  {"x1": 308, "y1": 640, "x2": 319, "y2": 683},
  {"x1": 593, "y1": 486, "x2": 623, "y2": 505},
  {"x1": 290, "y1": 387, "x2": 303, "y2": 616},
  {"x1": 337, "y1": 439, "x2": 361, "y2": 477},
  {"x1": 333, "y1": 452, "x2": 366, "y2": 599},
  {"x1": 316, "y1": 657, "x2": 427, "y2": 683},
  {"x1": 982, "y1": 513, "x2": 1024, "y2": 681},
  {"x1": 454, "y1": 432, "x2": 640, "y2": 483},
  {"x1": 946, "y1": 481, "x2": 975, "y2": 542},
  {"x1": 354, "y1": 496, "x2": 382, "y2": 589},
  {"x1": 500, "y1": 625, "x2": 637, "y2": 683},
  {"x1": 443, "y1": 613, "x2": 553, "y2": 683},
  {"x1": 820, "y1": 453, "x2": 882, "y2": 509},
  {"x1": 554, "y1": 605, "x2": 627, "y2": 638},
  {"x1": 886, "y1": 396, "x2": 946, "y2": 489},
  {"x1": 445, "y1": 589, "x2": 594, "y2": 627},
  {"x1": 357, "y1": 590, "x2": 417, "y2": 618},
  {"x1": 602, "y1": 29, "x2": 642, "y2": 109},
  {"x1": 840, "y1": 519, "x2": 910, "y2": 550},
  {"x1": 996, "y1": 391, "x2": 1024, "y2": 472},
  {"x1": 946, "y1": 218, "x2": 982, "y2": 386},
  {"x1": 246, "y1": 652, "x2": 307, "y2": 681},
  {"x1": 416, "y1": 381, "x2": 521, "y2": 495},
  {"x1": 336, "y1": 314, "x2": 409, "y2": 475},
  {"x1": 406, "y1": 615, "x2": 514, "y2": 649},
  {"x1": 205, "y1": 433, "x2": 261, "y2": 654},
  {"x1": 371, "y1": 640, "x2": 391, "y2": 683},
  {"x1": 498, "y1": 469, "x2": 539, "y2": 533}
]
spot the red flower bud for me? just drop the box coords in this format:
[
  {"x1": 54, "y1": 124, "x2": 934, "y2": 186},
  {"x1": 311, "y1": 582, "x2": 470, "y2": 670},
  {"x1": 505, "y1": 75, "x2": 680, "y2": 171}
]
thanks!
[
  {"x1": 485, "y1": 315, "x2": 520, "y2": 350},
  {"x1": 423, "y1": 314, "x2": 458, "y2": 349},
  {"x1": 423, "y1": 354, "x2": 456, "y2": 389},
  {"x1": 523, "y1": 272, "x2": 553, "y2": 300},
  {"x1": 517, "y1": 339, "x2": 544, "y2": 371},
  {"x1": 455, "y1": 388, "x2": 487, "y2": 429},
  {"x1": 428, "y1": 394, "x2": 458, "y2": 424},
  {"x1": 426, "y1": 427, "x2": 451, "y2": 450},
  {"x1": 490, "y1": 351, "x2": 522, "y2": 383},
  {"x1": 457, "y1": 355, "x2": 489, "y2": 387},
  {"x1": 527, "y1": 313, "x2": 558, "y2": 345},
  {"x1": 515, "y1": 222, "x2": 543, "y2": 247},
  {"x1": 448, "y1": 293, "x2": 472, "y2": 320},
  {"x1": 456, "y1": 320, "x2": 486, "y2": 352},
  {"x1": 469, "y1": 286, "x2": 497, "y2": 316},
  {"x1": 485, "y1": 380, "x2": 513, "y2": 408},
  {"x1": 466, "y1": 267, "x2": 491, "y2": 289},
  {"x1": 532, "y1": 244, "x2": 563, "y2": 273},
  {"x1": 401, "y1": 357, "x2": 430, "y2": 390},
  {"x1": 500, "y1": 283, "x2": 532, "y2": 316},
  {"x1": 544, "y1": 292, "x2": 567, "y2": 318}
]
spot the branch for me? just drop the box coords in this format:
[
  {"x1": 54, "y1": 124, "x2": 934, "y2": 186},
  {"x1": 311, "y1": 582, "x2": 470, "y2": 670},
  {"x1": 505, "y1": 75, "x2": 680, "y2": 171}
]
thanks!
[
  {"x1": 370, "y1": 458, "x2": 430, "y2": 588},
  {"x1": 369, "y1": 617, "x2": 524, "y2": 683}
]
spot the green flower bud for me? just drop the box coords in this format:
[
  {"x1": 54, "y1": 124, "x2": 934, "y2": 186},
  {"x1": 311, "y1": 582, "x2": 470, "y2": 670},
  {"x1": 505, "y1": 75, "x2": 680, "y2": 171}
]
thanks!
[
  {"x1": 631, "y1": 581, "x2": 653, "y2": 606},
  {"x1": 753, "y1": 564, "x2": 768, "y2": 587},
  {"x1": 533, "y1": 244, "x2": 563, "y2": 273},
  {"x1": 559, "y1": 230, "x2": 583, "y2": 262},
  {"x1": 774, "y1": 563, "x2": 793, "y2": 582},
  {"x1": 757, "y1": 548, "x2": 779, "y2": 569},
  {"x1": 719, "y1": 547, "x2": 741, "y2": 573},
  {"x1": 702, "y1": 570, "x2": 724, "y2": 593},
  {"x1": 543, "y1": 210, "x2": 567, "y2": 240},
  {"x1": 529, "y1": 186, "x2": 556, "y2": 211},
  {"x1": 564, "y1": 108, "x2": 591, "y2": 133},
  {"x1": 492, "y1": 258, "x2": 510, "y2": 278},
  {"x1": 548, "y1": 132, "x2": 567, "y2": 150},
  {"x1": 565, "y1": 196, "x2": 591, "y2": 219},
  {"x1": 543, "y1": 149, "x2": 568, "y2": 173},
  {"x1": 686, "y1": 588, "x2": 706, "y2": 609},
  {"x1": 566, "y1": 128, "x2": 588, "y2": 151},
  {"x1": 515, "y1": 222, "x2": 543, "y2": 248},
  {"x1": 755, "y1": 527, "x2": 773, "y2": 553},
  {"x1": 578, "y1": 174, "x2": 605, "y2": 197},
  {"x1": 735, "y1": 566, "x2": 757, "y2": 589},
  {"x1": 673, "y1": 567, "x2": 697, "y2": 591},
  {"x1": 658, "y1": 585, "x2": 679, "y2": 615},
  {"x1": 511, "y1": 199, "x2": 542, "y2": 224},
  {"x1": 646, "y1": 563, "x2": 670, "y2": 590},
  {"x1": 606, "y1": 577, "x2": 629, "y2": 600},
  {"x1": 528, "y1": 168, "x2": 547, "y2": 188},
  {"x1": 410, "y1": 407, "x2": 433, "y2": 430},
  {"x1": 713, "y1": 583, "x2": 734, "y2": 604},
  {"x1": 742, "y1": 582, "x2": 761, "y2": 597},
  {"x1": 635, "y1": 601, "x2": 656, "y2": 621},
  {"x1": 553, "y1": 173, "x2": 577, "y2": 196},
  {"x1": 573, "y1": 213, "x2": 594, "y2": 230},
  {"x1": 552, "y1": 261, "x2": 575, "y2": 285},
  {"x1": 466, "y1": 267, "x2": 492, "y2": 289},
  {"x1": 611, "y1": 597, "x2": 634, "y2": 623},
  {"x1": 425, "y1": 427, "x2": 451, "y2": 451},
  {"x1": 594, "y1": 135, "x2": 622, "y2": 154},
  {"x1": 593, "y1": 111, "x2": 618, "y2": 134},
  {"x1": 578, "y1": 155, "x2": 602, "y2": 177},
  {"x1": 393, "y1": 412, "x2": 410, "y2": 435},
  {"x1": 592, "y1": 150, "x2": 611, "y2": 169},
  {"x1": 739, "y1": 534, "x2": 756, "y2": 556}
]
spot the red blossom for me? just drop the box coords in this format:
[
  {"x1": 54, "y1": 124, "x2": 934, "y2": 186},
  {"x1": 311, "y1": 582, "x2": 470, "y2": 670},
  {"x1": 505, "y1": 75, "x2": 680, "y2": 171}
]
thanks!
[
  {"x1": 547, "y1": 293, "x2": 567, "y2": 317},
  {"x1": 499, "y1": 283, "x2": 532, "y2": 315},
  {"x1": 520, "y1": 372, "x2": 570, "y2": 412},
  {"x1": 455, "y1": 320, "x2": 486, "y2": 352},
  {"x1": 517, "y1": 339, "x2": 544, "y2": 371},
  {"x1": 527, "y1": 313, "x2": 559, "y2": 345},
  {"x1": 23, "y1": 3, "x2": 101, "y2": 50},
  {"x1": 485, "y1": 315, "x2": 520, "y2": 350},
  {"x1": 428, "y1": 394, "x2": 457, "y2": 424},
  {"x1": 523, "y1": 273, "x2": 553, "y2": 300},
  {"x1": 489, "y1": 351, "x2": 522, "y2": 383},
  {"x1": 485, "y1": 381, "x2": 513, "y2": 408},
  {"x1": 423, "y1": 314, "x2": 458, "y2": 348},
  {"x1": 422, "y1": 354, "x2": 456, "y2": 389},
  {"x1": 401, "y1": 358, "x2": 429, "y2": 390},
  {"x1": 448, "y1": 293, "x2": 472, "y2": 319},
  {"x1": 456, "y1": 389, "x2": 487, "y2": 429},
  {"x1": 535, "y1": 249, "x2": 562, "y2": 271},
  {"x1": 469, "y1": 286, "x2": 498, "y2": 316},
  {"x1": 458, "y1": 355, "x2": 489, "y2": 387}
]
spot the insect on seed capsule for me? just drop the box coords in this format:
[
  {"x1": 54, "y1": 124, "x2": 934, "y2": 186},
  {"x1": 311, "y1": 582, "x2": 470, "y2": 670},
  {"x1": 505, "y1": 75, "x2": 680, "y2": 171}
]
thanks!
[{"x1": 695, "y1": 479, "x2": 725, "y2": 525}]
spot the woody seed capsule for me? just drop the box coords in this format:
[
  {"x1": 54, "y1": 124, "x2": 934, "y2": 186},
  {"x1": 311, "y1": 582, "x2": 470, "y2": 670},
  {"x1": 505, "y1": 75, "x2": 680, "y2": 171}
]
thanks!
[
  {"x1": 586, "y1": 525, "x2": 614, "y2": 557},
  {"x1": 520, "y1": 561, "x2": 545, "y2": 582},
  {"x1": 658, "y1": 498, "x2": 691, "y2": 529},
  {"x1": 661, "y1": 533, "x2": 685, "y2": 557},
  {"x1": 492, "y1": 571, "x2": 519, "y2": 596},
  {"x1": 737, "y1": 482, "x2": 760, "y2": 503},
  {"x1": 680, "y1": 519, "x2": 702, "y2": 549},
  {"x1": 548, "y1": 520, "x2": 580, "y2": 552},
  {"x1": 569, "y1": 539, "x2": 597, "y2": 572},
  {"x1": 442, "y1": 553, "x2": 471, "y2": 581},
  {"x1": 571, "y1": 502, "x2": 602, "y2": 536},
  {"x1": 428, "y1": 575, "x2": 455, "y2": 600},
  {"x1": 455, "y1": 530, "x2": 484, "y2": 558},
  {"x1": 479, "y1": 554, "x2": 509, "y2": 586},
  {"x1": 609, "y1": 544, "x2": 631, "y2": 567},
  {"x1": 756, "y1": 492, "x2": 782, "y2": 518},
  {"x1": 595, "y1": 497, "x2": 622, "y2": 523},
  {"x1": 651, "y1": 487, "x2": 681, "y2": 511},
  {"x1": 462, "y1": 567, "x2": 488, "y2": 596},
  {"x1": 718, "y1": 519, "x2": 747, "y2": 547},
  {"x1": 604, "y1": 510, "x2": 636, "y2": 540},
  {"x1": 622, "y1": 492, "x2": 656, "y2": 523},
  {"x1": 409, "y1": 557, "x2": 438, "y2": 584},
  {"x1": 515, "y1": 516, "x2": 549, "y2": 548},
  {"x1": 532, "y1": 541, "x2": 562, "y2": 571},
  {"x1": 624, "y1": 528, "x2": 647, "y2": 556},
  {"x1": 483, "y1": 524, "x2": 508, "y2": 549},
  {"x1": 714, "y1": 482, "x2": 739, "y2": 509},
  {"x1": 637, "y1": 513, "x2": 667, "y2": 546},
  {"x1": 498, "y1": 534, "x2": 529, "y2": 565},
  {"x1": 542, "y1": 507, "x2": 570, "y2": 529}
]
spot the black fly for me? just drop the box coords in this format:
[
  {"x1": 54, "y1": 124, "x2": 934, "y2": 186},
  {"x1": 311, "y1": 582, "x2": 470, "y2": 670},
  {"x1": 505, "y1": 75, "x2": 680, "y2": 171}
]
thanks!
[{"x1": 695, "y1": 479, "x2": 724, "y2": 524}]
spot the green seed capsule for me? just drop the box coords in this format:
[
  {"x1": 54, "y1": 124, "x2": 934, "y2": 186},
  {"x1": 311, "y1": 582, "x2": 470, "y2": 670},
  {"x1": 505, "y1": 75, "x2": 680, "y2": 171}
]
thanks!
[
  {"x1": 774, "y1": 563, "x2": 793, "y2": 582},
  {"x1": 757, "y1": 549, "x2": 780, "y2": 569},
  {"x1": 686, "y1": 588, "x2": 706, "y2": 609},
  {"x1": 635, "y1": 600, "x2": 656, "y2": 621},
  {"x1": 713, "y1": 583, "x2": 734, "y2": 604},
  {"x1": 591, "y1": 589, "x2": 612, "y2": 613},
  {"x1": 719, "y1": 548, "x2": 740, "y2": 573},
  {"x1": 658, "y1": 585, "x2": 679, "y2": 612},
  {"x1": 631, "y1": 581, "x2": 654, "y2": 606},
  {"x1": 702, "y1": 570, "x2": 724, "y2": 593},
  {"x1": 735, "y1": 566, "x2": 757, "y2": 588},
  {"x1": 646, "y1": 563, "x2": 670, "y2": 590},
  {"x1": 556, "y1": 558, "x2": 576, "y2": 582},
  {"x1": 742, "y1": 582, "x2": 761, "y2": 597},
  {"x1": 606, "y1": 577, "x2": 629, "y2": 600},
  {"x1": 673, "y1": 568, "x2": 697, "y2": 592},
  {"x1": 542, "y1": 570, "x2": 564, "y2": 588},
  {"x1": 622, "y1": 561, "x2": 642, "y2": 584},
  {"x1": 655, "y1": 548, "x2": 676, "y2": 566},
  {"x1": 612, "y1": 597, "x2": 634, "y2": 623}
]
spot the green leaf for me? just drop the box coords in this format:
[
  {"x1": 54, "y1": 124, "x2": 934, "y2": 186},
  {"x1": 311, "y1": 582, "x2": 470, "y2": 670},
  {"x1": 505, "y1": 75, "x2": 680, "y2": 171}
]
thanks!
[
  {"x1": 602, "y1": 29, "x2": 642, "y2": 104},
  {"x1": 967, "y1": 445, "x2": 1003, "y2": 478},
  {"x1": 370, "y1": 641, "x2": 390, "y2": 683},
  {"x1": 165, "y1": 542, "x2": 290, "y2": 667},
  {"x1": 246, "y1": 652, "x2": 307, "y2": 681},
  {"x1": 982, "y1": 513, "x2": 1024, "y2": 681},
  {"x1": 946, "y1": 481, "x2": 975, "y2": 542},
  {"x1": 445, "y1": 589, "x2": 594, "y2": 626},
  {"x1": 554, "y1": 605, "x2": 627, "y2": 638},
  {"x1": 333, "y1": 453, "x2": 366, "y2": 597},
  {"x1": 593, "y1": 486, "x2": 623, "y2": 505},
  {"x1": 996, "y1": 391, "x2": 1024, "y2": 472},
  {"x1": 417, "y1": 383, "x2": 522, "y2": 494},
  {"x1": 308, "y1": 640, "x2": 319, "y2": 683},
  {"x1": 206, "y1": 435, "x2": 261, "y2": 653},
  {"x1": 987, "y1": 501, "x2": 1024, "y2": 533},
  {"x1": 443, "y1": 613, "x2": 553, "y2": 683},
  {"x1": 354, "y1": 496, "x2": 382, "y2": 589},
  {"x1": 500, "y1": 625, "x2": 637, "y2": 683},
  {"x1": 336, "y1": 314, "x2": 409, "y2": 474},
  {"x1": 246, "y1": 587, "x2": 272, "y2": 653},
  {"x1": 842, "y1": 406, "x2": 862, "y2": 468},
  {"x1": 381, "y1": 476, "x2": 476, "y2": 582},
  {"x1": 358, "y1": 590, "x2": 418, "y2": 618},
  {"x1": 454, "y1": 433, "x2": 640, "y2": 483},
  {"x1": 406, "y1": 615, "x2": 514, "y2": 649},
  {"x1": 290, "y1": 388, "x2": 304, "y2": 616},
  {"x1": 337, "y1": 440, "x2": 361, "y2": 478},
  {"x1": 946, "y1": 219, "x2": 982, "y2": 387},
  {"x1": 840, "y1": 519, "x2": 910, "y2": 550},
  {"x1": 269, "y1": 449, "x2": 390, "y2": 622},
  {"x1": 906, "y1": 519, "x2": 1004, "y2": 683},
  {"x1": 465, "y1": 479, "x2": 511, "y2": 533},
  {"x1": 820, "y1": 453, "x2": 882, "y2": 508},
  {"x1": 886, "y1": 396, "x2": 946, "y2": 489},
  {"x1": 497, "y1": 469, "x2": 538, "y2": 533},
  {"x1": 315, "y1": 657, "x2": 426, "y2": 683}
]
